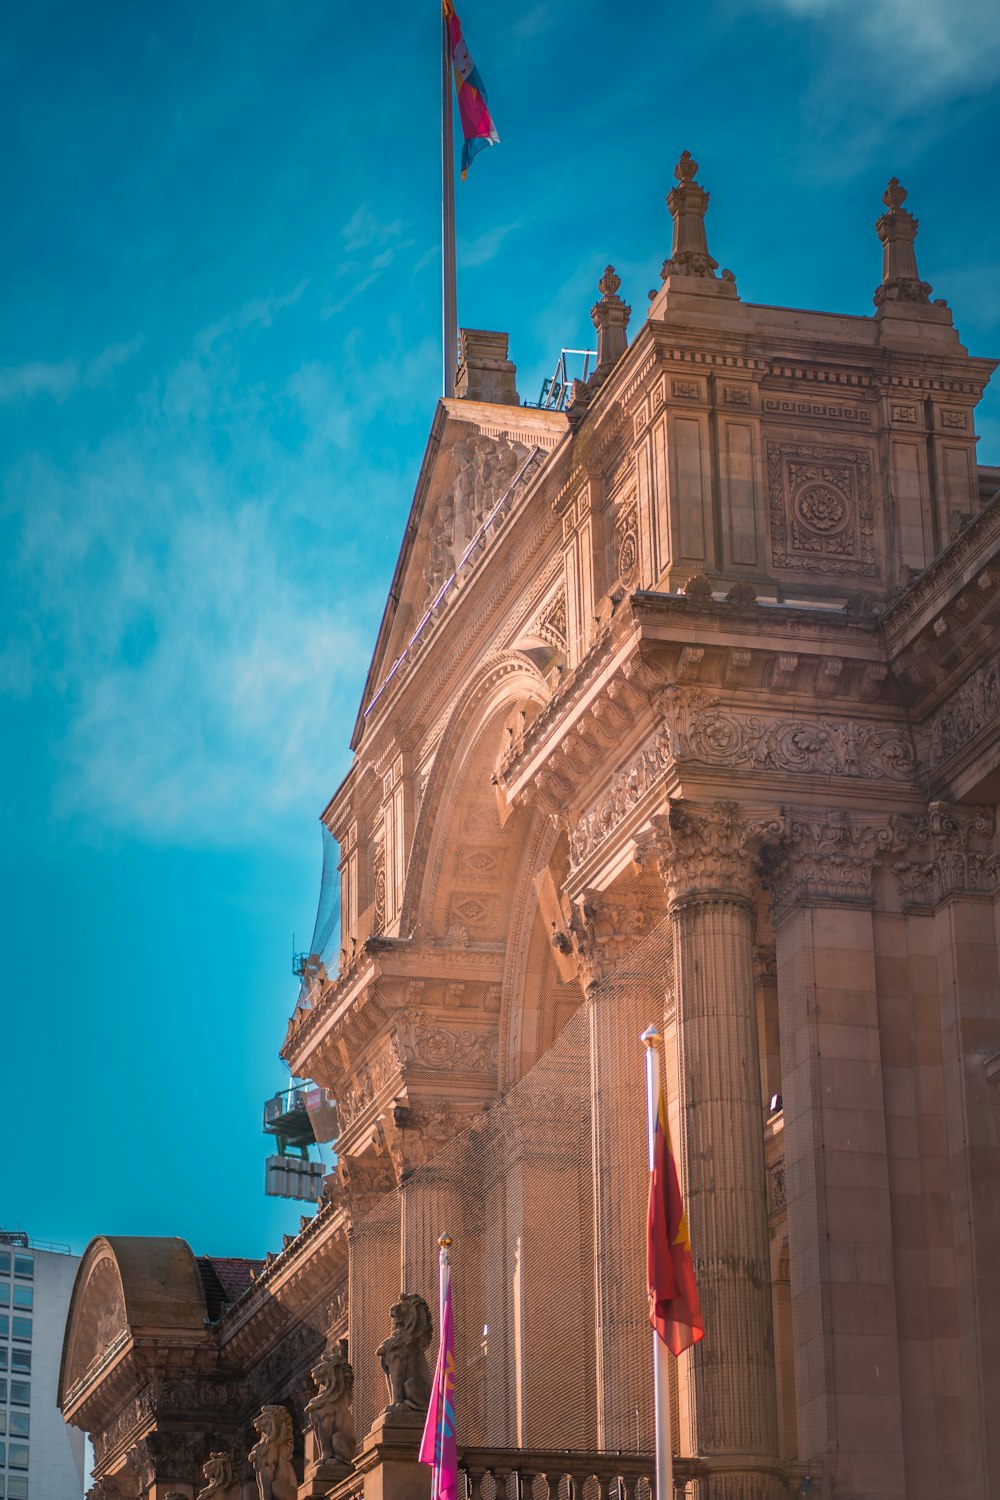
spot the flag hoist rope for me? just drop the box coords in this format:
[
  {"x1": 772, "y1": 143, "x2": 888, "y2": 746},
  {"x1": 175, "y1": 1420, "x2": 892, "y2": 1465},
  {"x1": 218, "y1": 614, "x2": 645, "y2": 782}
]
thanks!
[
  {"x1": 441, "y1": 5, "x2": 458, "y2": 398},
  {"x1": 642, "y1": 1025, "x2": 674, "y2": 1500}
]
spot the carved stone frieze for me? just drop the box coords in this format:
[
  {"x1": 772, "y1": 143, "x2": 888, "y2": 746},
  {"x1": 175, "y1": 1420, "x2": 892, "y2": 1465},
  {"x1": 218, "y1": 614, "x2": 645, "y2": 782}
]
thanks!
[
  {"x1": 424, "y1": 434, "x2": 530, "y2": 601},
  {"x1": 394, "y1": 1019, "x2": 498, "y2": 1074},
  {"x1": 916, "y1": 655, "x2": 1000, "y2": 770},
  {"x1": 570, "y1": 724, "x2": 671, "y2": 867},
  {"x1": 767, "y1": 442, "x2": 877, "y2": 576},
  {"x1": 336, "y1": 1033, "x2": 405, "y2": 1136},
  {"x1": 763, "y1": 398, "x2": 871, "y2": 425},
  {"x1": 130, "y1": 1431, "x2": 209, "y2": 1489},
  {"x1": 91, "y1": 1388, "x2": 155, "y2": 1466},
  {"x1": 891, "y1": 803, "x2": 998, "y2": 908},
  {"x1": 660, "y1": 686, "x2": 916, "y2": 783},
  {"x1": 763, "y1": 810, "x2": 893, "y2": 913},
  {"x1": 648, "y1": 799, "x2": 783, "y2": 905}
]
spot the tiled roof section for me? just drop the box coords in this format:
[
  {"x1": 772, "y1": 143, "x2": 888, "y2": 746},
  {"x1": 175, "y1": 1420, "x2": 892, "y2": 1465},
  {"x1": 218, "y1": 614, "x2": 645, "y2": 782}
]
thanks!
[{"x1": 196, "y1": 1256, "x2": 263, "y2": 1321}]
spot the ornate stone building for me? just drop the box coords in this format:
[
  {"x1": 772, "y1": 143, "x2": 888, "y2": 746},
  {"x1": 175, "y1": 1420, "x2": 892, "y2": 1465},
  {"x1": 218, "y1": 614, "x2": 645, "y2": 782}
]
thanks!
[{"x1": 61, "y1": 159, "x2": 1000, "y2": 1500}]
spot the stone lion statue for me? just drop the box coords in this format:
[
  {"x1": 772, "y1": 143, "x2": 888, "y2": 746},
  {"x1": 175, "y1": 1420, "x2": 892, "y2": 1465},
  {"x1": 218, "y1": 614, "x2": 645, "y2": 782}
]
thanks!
[
  {"x1": 376, "y1": 1292, "x2": 433, "y2": 1413},
  {"x1": 249, "y1": 1404, "x2": 297, "y2": 1500},
  {"x1": 196, "y1": 1454, "x2": 240, "y2": 1500},
  {"x1": 305, "y1": 1348, "x2": 356, "y2": 1464}
]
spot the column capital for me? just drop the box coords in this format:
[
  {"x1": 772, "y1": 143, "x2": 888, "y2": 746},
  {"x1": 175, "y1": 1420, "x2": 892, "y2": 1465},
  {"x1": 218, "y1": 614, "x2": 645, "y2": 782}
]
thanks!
[
  {"x1": 891, "y1": 801, "x2": 998, "y2": 909},
  {"x1": 567, "y1": 889, "x2": 650, "y2": 990},
  {"x1": 763, "y1": 808, "x2": 893, "y2": 916},
  {"x1": 644, "y1": 798, "x2": 782, "y2": 907}
]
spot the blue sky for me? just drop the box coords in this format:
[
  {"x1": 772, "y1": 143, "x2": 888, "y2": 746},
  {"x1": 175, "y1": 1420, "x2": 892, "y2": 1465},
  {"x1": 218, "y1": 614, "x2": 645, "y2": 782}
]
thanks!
[{"x1": 2, "y1": 0, "x2": 999, "y2": 1261}]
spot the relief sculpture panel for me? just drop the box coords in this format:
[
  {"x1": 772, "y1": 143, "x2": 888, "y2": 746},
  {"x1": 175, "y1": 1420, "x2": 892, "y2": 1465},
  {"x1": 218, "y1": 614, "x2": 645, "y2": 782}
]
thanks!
[{"x1": 767, "y1": 441, "x2": 878, "y2": 577}]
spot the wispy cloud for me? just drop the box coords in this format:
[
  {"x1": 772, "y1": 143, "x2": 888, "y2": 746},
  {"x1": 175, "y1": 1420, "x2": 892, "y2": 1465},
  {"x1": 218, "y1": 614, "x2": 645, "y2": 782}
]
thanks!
[
  {"x1": 753, "y1": 0, "x2": 1000, "y2": 102},
  {"x1": 0, "y1": 359, "x2": 81, "y2": 403},
  {"x1": 459, "y1": 220, "x2": 523, "y2": 269},
  {"x1": 0, "y1": 338, "x2": 144, "y2": 405},
  {"x1": 1, "y1": 293, "x2": 433, "y2": 847}
]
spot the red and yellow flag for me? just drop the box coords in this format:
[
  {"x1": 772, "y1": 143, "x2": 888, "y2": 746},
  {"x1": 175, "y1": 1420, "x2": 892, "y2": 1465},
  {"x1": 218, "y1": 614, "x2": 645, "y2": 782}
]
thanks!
[{"x1": 647, "y1": 1082, "x2": 703, "y2": 1356}]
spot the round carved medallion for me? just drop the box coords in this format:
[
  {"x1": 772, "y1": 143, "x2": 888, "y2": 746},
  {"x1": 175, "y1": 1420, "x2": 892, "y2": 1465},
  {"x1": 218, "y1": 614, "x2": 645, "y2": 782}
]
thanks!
[
  {"x1": 618, "y1": 528, "x2": 638, "y2": 582},
  {"x1": 792, "y1": 482, "x2": 849, "y2": 536}
]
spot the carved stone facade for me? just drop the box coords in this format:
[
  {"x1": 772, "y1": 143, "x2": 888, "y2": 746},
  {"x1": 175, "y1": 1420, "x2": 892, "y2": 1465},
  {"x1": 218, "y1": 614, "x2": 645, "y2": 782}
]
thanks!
[{"x1": 65, "y1": 165, "x2": 1000, "y2": 1500}]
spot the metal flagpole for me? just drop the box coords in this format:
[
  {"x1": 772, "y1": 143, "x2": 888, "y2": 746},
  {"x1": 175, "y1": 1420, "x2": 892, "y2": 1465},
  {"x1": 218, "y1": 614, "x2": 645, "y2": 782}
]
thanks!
[
  {"x1": 441, "y1": 5, "x2": 458, "y2": 398},
  {"x1": 642, "y1": 1025, "x2": 674, "y2": 1500},
  {"x1": 435, "y1": 1233, "x2": 452, "y2": 1500}
]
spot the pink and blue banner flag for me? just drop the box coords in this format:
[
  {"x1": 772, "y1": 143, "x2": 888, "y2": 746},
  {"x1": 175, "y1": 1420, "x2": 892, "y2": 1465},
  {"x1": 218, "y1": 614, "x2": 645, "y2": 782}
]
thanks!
[
  {"x1": 444, "y1": 0, "x2": 499, "y2": 180},
  {"x1": 419, "y1": 1254, "x2": 458, "y2": 1500}
]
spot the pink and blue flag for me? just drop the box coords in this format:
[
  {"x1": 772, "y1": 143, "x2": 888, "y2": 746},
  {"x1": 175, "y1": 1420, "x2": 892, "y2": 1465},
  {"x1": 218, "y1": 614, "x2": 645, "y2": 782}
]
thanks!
[
  {"x1": 419, "y1": 1257, "x2": 458, "y2": 1500},
  {"x1": 444, "y1": 0, "x2": 499, "y2": 180}
]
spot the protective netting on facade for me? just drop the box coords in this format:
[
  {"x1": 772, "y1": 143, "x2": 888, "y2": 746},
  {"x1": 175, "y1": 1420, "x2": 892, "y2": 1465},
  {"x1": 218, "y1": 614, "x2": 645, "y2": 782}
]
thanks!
[
  {"x1": 349, "y1": 909, "x2": 679, "y2": 1455},
  {"x1": 296, "y1": 824, "x2": 342, "y2": 1009}
]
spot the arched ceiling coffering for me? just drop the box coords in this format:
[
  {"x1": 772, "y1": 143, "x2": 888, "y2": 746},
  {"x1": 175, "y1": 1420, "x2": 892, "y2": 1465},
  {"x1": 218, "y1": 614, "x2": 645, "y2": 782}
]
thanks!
[{"x1": 59, "y1": 1236, "x2": 210, "y2": 1408}]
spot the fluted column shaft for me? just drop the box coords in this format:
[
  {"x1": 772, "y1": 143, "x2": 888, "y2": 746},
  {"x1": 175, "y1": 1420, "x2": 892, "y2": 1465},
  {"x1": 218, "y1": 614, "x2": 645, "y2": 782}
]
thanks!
[
  {"x1": 672, "y1": 897, "x2": 780, "y2": 1474},
  {"x1": 653, "y1": 800, "x2": 781, "y2": 1500}
]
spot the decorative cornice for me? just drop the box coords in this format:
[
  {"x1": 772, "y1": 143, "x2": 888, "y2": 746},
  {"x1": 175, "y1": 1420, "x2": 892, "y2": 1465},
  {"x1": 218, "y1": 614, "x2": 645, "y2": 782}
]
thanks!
[
  {"x1": 880, "y1": 486, "x2": 1000, "y2": 649},
  {"x1": 891, "y1": 802, "x2": 998, "y2": 908}
]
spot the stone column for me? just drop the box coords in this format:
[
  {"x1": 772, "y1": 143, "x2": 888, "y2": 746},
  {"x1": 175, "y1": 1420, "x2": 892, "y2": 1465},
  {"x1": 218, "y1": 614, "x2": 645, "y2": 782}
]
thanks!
[
  {"x1": 766, "y1": 810, "x2": 906, "y2": 1500},
  {"x1": 893, "y1": 803, "x2": 1000, "y2": 1499},
  {"x1": 570, "y1": 888, "x2": 671, "y2": 1455},
  {"x1": 652, "y1": 800, "x2": 782, "y2": 1500}
]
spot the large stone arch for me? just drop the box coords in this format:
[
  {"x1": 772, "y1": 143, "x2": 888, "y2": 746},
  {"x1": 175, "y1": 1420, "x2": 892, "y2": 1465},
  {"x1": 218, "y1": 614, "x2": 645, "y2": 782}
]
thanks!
[{"x1": 401, "y1": 650, "x2": 579, "y2": 1086}]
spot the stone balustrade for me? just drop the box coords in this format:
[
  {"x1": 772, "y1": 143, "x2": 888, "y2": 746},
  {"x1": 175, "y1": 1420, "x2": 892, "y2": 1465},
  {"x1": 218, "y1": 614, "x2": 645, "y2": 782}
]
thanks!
[{"x1": 458, "y1": 1448, "x2": 700, "y2": 1500}]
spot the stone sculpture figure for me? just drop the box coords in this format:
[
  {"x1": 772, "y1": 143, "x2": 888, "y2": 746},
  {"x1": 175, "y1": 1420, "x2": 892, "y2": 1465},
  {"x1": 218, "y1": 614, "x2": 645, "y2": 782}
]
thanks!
[
  {"x1": 249, "y1": 1405, "x2": 297, "y2": 1500},
  {"x1": 305, "y1": 1347, "x2": 357, "y2": 1464},
  {"x1": 376, "y1": 1292, "x2": 433, "y2": 1413},
  {"x1": 196, "y1": 1453, "x2": 241, "y2": 1500}
]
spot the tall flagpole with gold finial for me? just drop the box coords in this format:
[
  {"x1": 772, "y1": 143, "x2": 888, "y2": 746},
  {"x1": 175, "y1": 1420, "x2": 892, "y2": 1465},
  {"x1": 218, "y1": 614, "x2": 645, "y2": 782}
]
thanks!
[
  {"x1": 441, "y1": 4, "x2": 458, "y2": 398},
  {"x1": 642, "y1": 1025, "x2": 674, "y2": 1500}
]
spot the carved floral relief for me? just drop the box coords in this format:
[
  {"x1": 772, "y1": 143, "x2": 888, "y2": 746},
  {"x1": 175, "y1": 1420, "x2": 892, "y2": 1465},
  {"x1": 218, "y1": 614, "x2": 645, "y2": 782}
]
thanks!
[{"x1": 767, "y1": 442, "x2": 877, "y2": 576}]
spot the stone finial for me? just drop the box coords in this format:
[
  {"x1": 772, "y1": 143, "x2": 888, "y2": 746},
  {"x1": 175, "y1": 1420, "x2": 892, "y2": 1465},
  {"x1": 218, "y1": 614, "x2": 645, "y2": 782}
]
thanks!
[
  {"x1": 873, "y1": 178, "x2": 932, "y2": 308},
  {"x1": 376, "y1": 1292, "x2": 433, "y2": 1414},
  {"x1": 660, "y1": 151, "x2": 721, "y2": 281},
  {"x1": 590, "y1": 264, "x2": 631, "y2": 379},
  {"x1": 455, "y1": 328, "x2": 519, "y2": 405}
]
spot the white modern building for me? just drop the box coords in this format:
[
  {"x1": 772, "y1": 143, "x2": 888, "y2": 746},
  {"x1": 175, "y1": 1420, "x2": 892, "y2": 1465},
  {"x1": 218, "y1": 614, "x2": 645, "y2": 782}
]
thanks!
[{"x1": 0, "y1": 1233, "x2": 85, "y2": 1500}]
